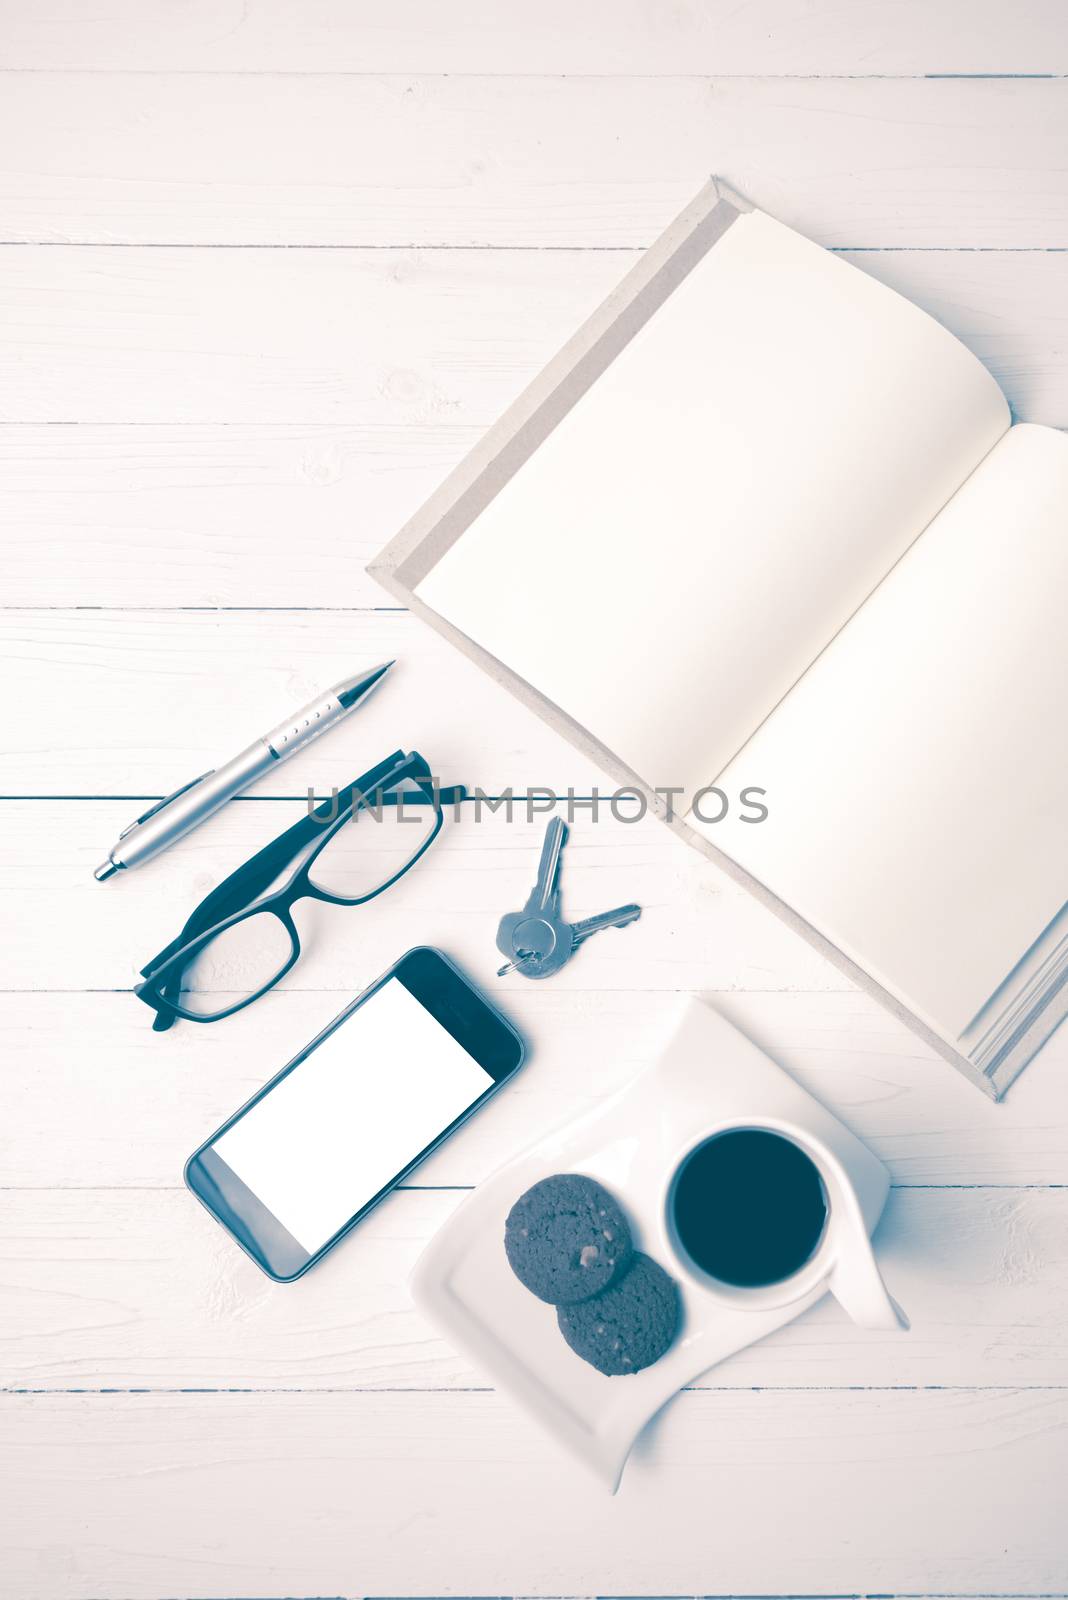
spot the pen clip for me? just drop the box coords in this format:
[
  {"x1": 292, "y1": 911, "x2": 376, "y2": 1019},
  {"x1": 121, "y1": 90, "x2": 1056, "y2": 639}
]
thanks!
[{"x1": 119, "y1": 771, "x2": 214, "y2": 837}]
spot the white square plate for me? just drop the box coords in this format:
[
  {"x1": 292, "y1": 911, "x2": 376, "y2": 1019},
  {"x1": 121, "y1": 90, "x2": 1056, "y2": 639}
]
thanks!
[{"x1": 412, "y1": 999, "x2": 892, "y2": 1489}]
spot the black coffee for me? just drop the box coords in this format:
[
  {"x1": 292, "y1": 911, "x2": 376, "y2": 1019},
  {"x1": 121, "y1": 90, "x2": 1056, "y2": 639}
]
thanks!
[{"x1": 670, "y1": 1129, "x2": 827, "y2": 1287}]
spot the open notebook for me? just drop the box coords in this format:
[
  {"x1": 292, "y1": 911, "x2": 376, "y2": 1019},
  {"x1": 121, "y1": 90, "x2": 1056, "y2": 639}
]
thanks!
[{"x1": 370, "y1": 179, "x2": 1068, "y2": 1097}]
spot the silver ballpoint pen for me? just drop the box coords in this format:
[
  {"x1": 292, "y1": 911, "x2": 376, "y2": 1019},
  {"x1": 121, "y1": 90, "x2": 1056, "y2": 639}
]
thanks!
[{"x1": 94, "y1": 662, "x2": 395, "y2": 881}]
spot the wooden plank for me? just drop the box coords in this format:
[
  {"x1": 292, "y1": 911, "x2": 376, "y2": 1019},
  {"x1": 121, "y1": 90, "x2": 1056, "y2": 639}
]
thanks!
[
  {"x1": 0, "y1": 797, "x2": 846, "y2": 996},
  {"x1": 0, "y1": 609, "x2": 617, "y2": 794},
  {"x1": 3, "y1": 1186, "x2": 1066, "y2": 1391},
  {"x1": 3, "y1": 989, "x2": 1066, "y2": 1189},
  {"x1": 0, "y1": 244, "x2": 616, "y2": 425},
  {"x1": 2, "y1": 76, "x2": 1067, "y2": 248},
  {"x1": 0, "y1": 245, "x2": 1062, "y2": 426},
  {"x1": 2, "y1": 1, "x2": 1065, "y2": 76},
  {"x1": 0, "y1": 423, "x2": 482, "y2": 608},
  {"x1": 3, "y1": 1389, "x2": 1065, "y2": 1595}
]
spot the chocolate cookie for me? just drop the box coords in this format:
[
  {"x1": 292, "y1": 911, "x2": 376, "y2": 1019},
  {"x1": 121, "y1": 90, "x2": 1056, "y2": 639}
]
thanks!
[
  {"x1": 504, "y1": 1174, "x2": 633, "y2": 1304},
  {"x1": 556, "y1": 1252, "x2": 680, "y2": 1375}
]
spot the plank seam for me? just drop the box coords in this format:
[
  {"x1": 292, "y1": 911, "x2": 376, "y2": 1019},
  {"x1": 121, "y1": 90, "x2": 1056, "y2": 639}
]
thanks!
[
  {"x1": 4, "y1": 1384, "x2": 1068, "y2": 1395},
  {"x1": 0, "y1": 68, "x2": 1065, "y2": 79},
  {"x1": 0, "y1": 243, "x2": 1064, "y2": 253},
  {"x1": 0, "y1": 1183, "x2": 1064, "y2": 1192}
]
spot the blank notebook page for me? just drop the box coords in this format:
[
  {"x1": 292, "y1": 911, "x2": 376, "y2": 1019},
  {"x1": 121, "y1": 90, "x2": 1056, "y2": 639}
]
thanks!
[
  {"x1": 705, "y1": 423, "x2": 1068, "y2": 1045},
  {"x1": 417, "y1": 210, "x2": 1008, "y2": 798}
]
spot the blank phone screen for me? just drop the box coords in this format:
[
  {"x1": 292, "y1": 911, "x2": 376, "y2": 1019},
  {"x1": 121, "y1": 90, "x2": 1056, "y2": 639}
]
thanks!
[{"x1": 212, "y1": 978, "x2": 495, "y2": 1253}]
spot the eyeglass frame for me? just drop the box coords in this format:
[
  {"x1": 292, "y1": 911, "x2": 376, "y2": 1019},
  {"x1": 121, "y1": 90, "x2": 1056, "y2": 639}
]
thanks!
[{"x1": 134, "y1": 749, "x2": 464, "y2": 1030}]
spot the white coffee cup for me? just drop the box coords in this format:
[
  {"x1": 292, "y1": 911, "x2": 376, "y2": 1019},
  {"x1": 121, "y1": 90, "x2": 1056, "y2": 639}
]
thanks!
[{"x1": 662, "y1": 1115, "x2": 908, "y2": 1330}]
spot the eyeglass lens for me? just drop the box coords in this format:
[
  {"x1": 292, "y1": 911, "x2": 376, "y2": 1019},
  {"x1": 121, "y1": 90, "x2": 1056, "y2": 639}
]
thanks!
[
  {"x1": 164, "y1": 775, "x2": 439, "y2": 1017},
  {"x1": 305, "y1": 776, "x2": 438, "y2": 901},
  {"x1": 176, "y1": 911, "x2": 296, "y2": 1018}
]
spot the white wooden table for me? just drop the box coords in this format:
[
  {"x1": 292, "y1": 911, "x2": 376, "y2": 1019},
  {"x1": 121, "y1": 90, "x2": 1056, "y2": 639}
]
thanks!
[{"x1": 2, "y1": 4, "x2": 1067, "y2": 1595}]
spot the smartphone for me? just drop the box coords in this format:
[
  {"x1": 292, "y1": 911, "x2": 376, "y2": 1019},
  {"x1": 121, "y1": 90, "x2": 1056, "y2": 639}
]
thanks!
[{"x1": 184, "y1": 947, "x2": 525, "y2": 1280}]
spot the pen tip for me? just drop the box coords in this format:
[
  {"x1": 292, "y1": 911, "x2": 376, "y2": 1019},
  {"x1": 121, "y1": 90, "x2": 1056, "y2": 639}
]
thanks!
[
  {"x1": 336, "y1": 660, "x2": 395, "y2": 708},
  {"x1": 94, "y1": 859, "x2": 119, "y2": 882}
]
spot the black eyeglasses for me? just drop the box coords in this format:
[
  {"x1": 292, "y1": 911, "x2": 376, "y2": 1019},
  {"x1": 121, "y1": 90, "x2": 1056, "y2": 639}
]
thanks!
[{"x1": 135, "y1": 750, "x2": 463, "y2": 1029}]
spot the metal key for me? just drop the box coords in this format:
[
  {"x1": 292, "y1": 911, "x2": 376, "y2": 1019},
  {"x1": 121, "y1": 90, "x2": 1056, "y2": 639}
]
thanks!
[
  {"x1": 495, "y1": 818, "x2": 568, "y2": 963},
  {"x1": 570, "y1": 903, "x2": 642, "y2": 948},
  {"x1": 497, "y1": 901, "x2": 642, "y2": 979}
]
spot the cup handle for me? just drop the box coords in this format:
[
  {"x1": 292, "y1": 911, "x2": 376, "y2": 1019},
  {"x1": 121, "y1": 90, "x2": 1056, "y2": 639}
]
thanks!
[{"x1": 829, "y1": 1246, "x2": 909, "y2": 1331}]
